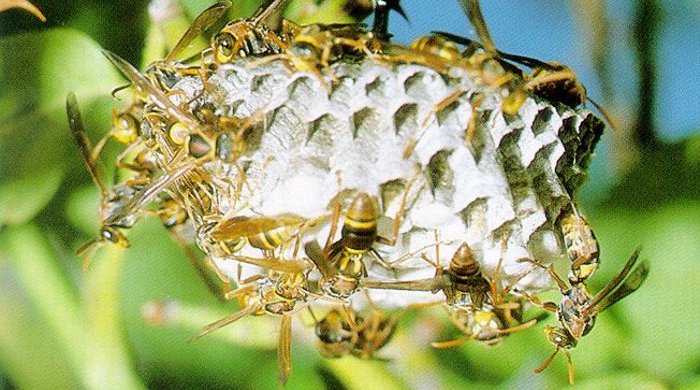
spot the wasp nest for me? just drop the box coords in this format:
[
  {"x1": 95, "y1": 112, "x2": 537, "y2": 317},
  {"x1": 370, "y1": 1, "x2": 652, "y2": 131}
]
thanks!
[
  {"x1": 69, "y1": 0, "x2": 636, "y2": 385},
  {"x1": 167, "y1": 57, "x2": 604, "y2": 306}
]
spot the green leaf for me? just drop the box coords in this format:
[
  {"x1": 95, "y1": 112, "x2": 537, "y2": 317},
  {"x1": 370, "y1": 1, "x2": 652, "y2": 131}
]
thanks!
[
  {"x1": 325, "y1": 357, "x2": 405, "y2": 390},
  {"x1": 83, "y1": 241, "x2": 146, "y2": 389},
  {"x1": 0, "y1": 225, "x2": 88, "y2": 388},
  {"x1": 117, "y1": 219, "x2": 270, "y2": 386},
  {"x1": 0, "y1": 224, "x2": 145, "y2": 389},
  {"x1": 0, "y1": 166, "x2": 62, "y2": 225},
  {"x1": 589, "y1": 204, "x2": 700, "y2": 384},
  {"x1": 0, "y1": 28, "x2": 123, "y2": 225},
  {"x1": 65, "y1": 185, "x2": 99, "y2": 235},
  {"x1": 0, "y1": 257, "x2": 82, "y2": 390},
  {"x1": 574, "y1": 372, "x2": 666, "y2": 390}
]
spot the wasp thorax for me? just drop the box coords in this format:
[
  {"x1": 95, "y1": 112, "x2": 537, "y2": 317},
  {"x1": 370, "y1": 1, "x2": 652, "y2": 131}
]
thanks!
[
  {"x1": 158, "y1": 199, "x2": 188, "y2": 228},
  {"x1": 559, "y1": 284, "x2": 595, "y2": 339},
  {"x1": 326, "y1": 275, "x2": 360, "y2": 298}
]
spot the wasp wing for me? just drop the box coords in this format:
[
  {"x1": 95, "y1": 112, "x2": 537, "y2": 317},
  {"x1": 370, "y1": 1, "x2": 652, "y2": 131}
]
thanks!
[
  {"x1": 360, "y1": 277, "x2": 443, "y2": 292},
  {"x1": 103, "y1": 50, "x2": 199, "y2": 128},
  {"x1": 591, "y1": 258, "x2": 649, "y2": 315},
  {"x1": 66, "y1": 92, "x2": 108, "y2": 197},
  {"x1": 104, "y1": 161, "x2": 196, "y2": 226},
  {"x1": 252, "y1": 0, "x2": 286, "y2": 25},
  {"x1": 210, "y1": 214, "x2": 305, "y2": 241},
  {"x1": 304, "y1": 240, "x2": 337, "y2": 280},
  {"x1": 458, "y1": 0, "x2": 496, "y2": 54},
  {"x1": 165, "y1": 1, "x2": 231, "y2": 62},
  {"x1": 585, "y1": 247, "x2": 648, "y2": 315}
]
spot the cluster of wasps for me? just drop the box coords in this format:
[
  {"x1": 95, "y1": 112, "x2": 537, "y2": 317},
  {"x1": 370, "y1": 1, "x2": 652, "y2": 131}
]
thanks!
[{"x1": 67, "y1": 0, "x2": 646, "y2": 385}]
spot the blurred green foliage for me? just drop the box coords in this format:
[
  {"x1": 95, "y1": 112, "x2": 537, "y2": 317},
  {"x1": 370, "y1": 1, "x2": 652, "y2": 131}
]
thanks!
[{"x1": 1, "y1": 1, "x2": 699, "y2": 389}]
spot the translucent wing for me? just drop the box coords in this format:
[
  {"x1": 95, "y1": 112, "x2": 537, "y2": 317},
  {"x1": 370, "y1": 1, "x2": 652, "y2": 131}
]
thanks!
[
  {"x1": 431, "y1": 30, "x2": 551, "y2": 69},
  {"x1": 361, "y1": 277, "x2": 443, "y2": 292},
  {"x1": 165, "y1": 0, "x2": 232, "y2": 61},
  {"x1": 232, "y1": 255, "x2": 309, "y2": 274},
  {"x1": 210, "y1": 214, "x2": 306, "y2": 241},
  {"x1": 585, "y1": 248, "x2": 649, "y2": 315},
  {"x1": 304, "y1": 241, "x2": 337, "y2": 280},
  {"x1": 252, "y1": 0, "x2": 286, "y2": 25},
  {"x1": 458, "y1": 0, "x2": 496, "y2": 53},
  {"x1": 104, "y1": 161, "x2": 196, "y2": 226},
  {"x1": 66, "y1": 92, "x2": 107, "y2": 197},
  {"x1": 103, "y1": 50, "x2": 198, "y2": 128}
]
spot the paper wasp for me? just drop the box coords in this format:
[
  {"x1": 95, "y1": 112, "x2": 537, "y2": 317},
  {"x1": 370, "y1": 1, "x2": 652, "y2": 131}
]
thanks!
[
  {"x1": 435, "y1": 0, "x2": 615, "y2": 125},
  {"x1": 249, "y1": 20, "x2": 382, "y2": 90},
  {"x1": 104, "y1": 49, "x2": 253, "y2": 164},
  {"x1": 67, "y1": 93, "x2": 172, "y2": 267},
  {"x1": 409, "y1": 34, "x2": 461, "y2": 64},
  {"x1": 361, "y1": 242, "x2": 494, "y2": 308},
  {"x1": 144, "y1": 0, "x2": 285, "y2": 67},
  {"x1": 196, "y1": 213, "x2": 314, "y2": 275},
  {"x1": 304, "y1": 193, "x2": 379, "y2": 298},
  {"x1": 517, "y1": 248, "x2": 649, "y2": 384},
  {"x1": 210, "y1": 0, "x2": 287, "y2": 64},
  {"x1": 68, "y1": 92, "x2": 217, "y2": 291},
  {"x1": 67, "y1": 93, "x2": 131, "y2": 265},
  {"x1": 311, "y1": 306, "x2": 399, "y2": 359},
  {"x1": 190, "y1": 269, "x2": 311, "y2": 385},
  {"x1": 362, "y1": 237, "x2": 537, "y2": 347},
  {"x1": 69, "y1": 51, "x2": 221, "y2": 267}
]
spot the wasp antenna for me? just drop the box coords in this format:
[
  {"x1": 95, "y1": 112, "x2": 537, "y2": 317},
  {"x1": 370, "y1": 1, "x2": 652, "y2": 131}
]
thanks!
[
  {"x1": 79, "y1": 241, "x2": 100, "y2": 270},
  {"x1": 189, "y1": 304, "x2": 258, "y2": 342},
  {"x1": 110, "y1": 84, "x2": 129, "y2": 99},
  {"x1": 497, "y1": 318, "x2": 537, "y2": 335},
  {"x1": 534, "y1": 348, "x2": 559, "y2": 374},
  {"x1": 76, "y1": 237, "x2": 97, "y2": 257},
  {"x1": 431, "y1": 337, "x2": 471, "y2": 349},
  {"x1": 587, "y1": 96, "x2": 618, "y2": 131},
  {"x1": 564, "y1": 349, "x2": 575, "y2": 385}
]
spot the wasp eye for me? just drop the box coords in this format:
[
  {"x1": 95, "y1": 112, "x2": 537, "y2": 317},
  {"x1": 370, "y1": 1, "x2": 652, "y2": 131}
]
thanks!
[
  {"x1": 214, "y1": 32, "x2": 235, "y2": 63},
  {"x1": 100, "y1": 228, "x2": 115, "y2": 242}
]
